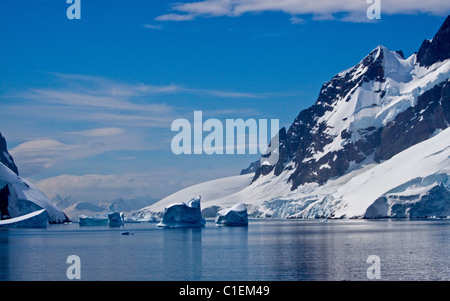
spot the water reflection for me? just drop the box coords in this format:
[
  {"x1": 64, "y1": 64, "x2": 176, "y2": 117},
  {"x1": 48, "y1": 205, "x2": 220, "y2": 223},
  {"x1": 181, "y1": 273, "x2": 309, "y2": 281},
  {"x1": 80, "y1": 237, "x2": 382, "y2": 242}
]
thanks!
[
  {"x1": 0, "y1": 229, "x2": 10, "y2": 280},
  {"x1": 202, "y1": 224, "x2": 249, "y2": 280},
  {"x1": 162, "y1": 227, "x2": 203, "y2": 280},
  {"x1": 0, "y1": 220, "x2": 447, "y2": 280}
]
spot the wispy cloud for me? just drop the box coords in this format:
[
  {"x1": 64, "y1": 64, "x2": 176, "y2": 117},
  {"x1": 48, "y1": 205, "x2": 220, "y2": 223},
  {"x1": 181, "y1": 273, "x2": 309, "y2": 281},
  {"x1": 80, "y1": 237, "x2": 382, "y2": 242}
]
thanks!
[
  {"x1": 144, "y1": 24, "x2": 163, "y2": 30},
  {"x1": 67, "y1": 127, "x2": 125, "y2": 138},
  {"x1": 2, "y1": 72, "x2": 274, "y2": 177},
  {"x1": 290, "y1": 16, "x2": 306, "y2": 25},
  {"x1": 8, "y1": 127, "x2": 157, "y2": 176},
  {"x1": 155, "y1": 0, "x2": 450, "y2": 23},
  {"x1": 155, "y1": 14, "x2": 196, "y2": 21},
  {"x1": 5, "y1": 72, "x2": 267, "y2": 131}
]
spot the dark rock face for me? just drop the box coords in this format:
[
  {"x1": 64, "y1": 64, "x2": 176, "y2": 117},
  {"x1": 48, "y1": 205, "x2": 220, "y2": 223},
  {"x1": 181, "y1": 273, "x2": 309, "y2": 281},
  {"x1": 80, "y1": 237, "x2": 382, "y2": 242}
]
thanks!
[
  {"x1": 375, "y1": 79, "x2": 450, "y2": 162},
  {"x1": 0, "y1": 132, "x2": 19, "y2": 175},
  {"x1": 252, "y1": 46, "x2": 388, "y2": 189},
  {"x1": 250, "y1": 16, "x2": 450, "y2": 192},
  {"x1": 417, "y1": 16, "x2": 450, "y2": 67},
  {"x1": 240, "y1": 159, "x2": 261, "y2": 175},
  {"x1": 0, "y1": 185, "x2": 10, "y2": 218}
]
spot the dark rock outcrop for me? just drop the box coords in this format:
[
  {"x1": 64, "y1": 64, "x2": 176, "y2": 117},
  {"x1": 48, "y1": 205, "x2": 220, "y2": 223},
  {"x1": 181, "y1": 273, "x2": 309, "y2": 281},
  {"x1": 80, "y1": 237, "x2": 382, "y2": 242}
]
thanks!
[{"x1": 0, "y1": 132, "x2": 19, "y2": 175}]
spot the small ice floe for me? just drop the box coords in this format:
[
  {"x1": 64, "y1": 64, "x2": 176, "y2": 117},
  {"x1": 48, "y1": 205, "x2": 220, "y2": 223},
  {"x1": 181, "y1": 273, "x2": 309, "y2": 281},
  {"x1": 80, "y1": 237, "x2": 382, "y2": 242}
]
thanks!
[
  {"x1": 215, "y1": 203, "x2": 248, "y2": 226},
  {"x1": 157, "y1": 196, "x2": 205, "y2": 228}
]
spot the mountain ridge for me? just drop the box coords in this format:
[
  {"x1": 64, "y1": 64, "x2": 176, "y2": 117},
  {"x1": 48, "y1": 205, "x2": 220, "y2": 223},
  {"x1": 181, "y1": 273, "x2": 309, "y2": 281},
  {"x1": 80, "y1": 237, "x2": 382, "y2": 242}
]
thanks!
[
  {"x1": 141, "y1": 16, "x2": 450, "y2": 220},
  {"x1": 251, "y1": 16, "x2": 450, "y2": 191}
]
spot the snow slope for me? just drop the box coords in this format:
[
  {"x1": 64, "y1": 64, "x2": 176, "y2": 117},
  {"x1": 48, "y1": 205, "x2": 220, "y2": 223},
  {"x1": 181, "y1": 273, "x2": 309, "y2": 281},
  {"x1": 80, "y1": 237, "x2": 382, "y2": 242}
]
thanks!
[
  {"x1": 332, "y1": 127, "x2": 449, "y2": 218},
  {"x1": 138, "y1": 128, "x2": 449, "y2": 219},
  {"x1": 133, "y1": 173, "x2": 253, "y2": 219},
  {"x1": 0, "y1": 162, "x2": 68, "y2": 225}
]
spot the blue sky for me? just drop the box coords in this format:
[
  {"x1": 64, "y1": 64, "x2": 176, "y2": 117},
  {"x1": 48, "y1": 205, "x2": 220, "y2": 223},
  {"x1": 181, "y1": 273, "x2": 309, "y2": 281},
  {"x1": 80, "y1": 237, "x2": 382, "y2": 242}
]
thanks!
[{"x1": 0, "y1": 0, "x2": 449, "y2": 202}]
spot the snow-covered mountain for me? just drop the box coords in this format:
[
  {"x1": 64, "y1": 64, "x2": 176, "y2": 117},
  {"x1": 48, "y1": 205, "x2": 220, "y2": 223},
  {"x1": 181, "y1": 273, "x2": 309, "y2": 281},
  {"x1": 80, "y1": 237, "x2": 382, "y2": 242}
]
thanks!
[
  {"x1": 0, "y1": 162, "x2": 69, "y2": 225},
  {"x1": 252, "y1": 16, "x2": 450, "y2": 191},
  {"x1": 0, "y1": 132, "x2": 69, "y2": 226},
  {"x1": 138, "y1": 16, "x2": 450, "y2": 220}
]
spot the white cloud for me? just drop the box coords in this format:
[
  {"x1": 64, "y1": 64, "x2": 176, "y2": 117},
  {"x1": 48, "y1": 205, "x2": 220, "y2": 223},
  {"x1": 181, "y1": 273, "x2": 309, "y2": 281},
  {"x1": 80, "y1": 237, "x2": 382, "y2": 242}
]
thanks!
[
  {"x1": 155, "y1": 0, "x2": 450, "y2": 22},
  {"x1": 290, "y1": 16, "x2": 305, "y2": 24},
  {"x1": 2, "y1": 72, "x2": 273, "y2": 180},
  {"x1": 9, "y1": 139, "x2": 76, "y2": 175},
  {"x1": 68, "y1": 127, "x2": 125, "y2": 137},
  {"x1": 144, "y1": 24, "x2": 163, "y2": 30},
  {"x1": 8, "y1": 127, "x2": 157, "y2": 176},
  {"x1": 155, "y1": 13, "x2": 196, "y2": 21}
]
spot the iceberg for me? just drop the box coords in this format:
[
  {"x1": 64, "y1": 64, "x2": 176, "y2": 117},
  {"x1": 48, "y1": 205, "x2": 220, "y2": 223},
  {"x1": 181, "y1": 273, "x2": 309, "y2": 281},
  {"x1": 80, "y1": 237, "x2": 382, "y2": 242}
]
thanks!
[
  {"x1": 108, "y1": 211, "x2": 124, "y2": 227},
  {"x1": 215, "y1": 203, "x2": 248, "y2": 226},
  {"x1": 158, "y1": 196, "x2": 205, "y2": 228},
  {"x1": 78, "y1": 214, "x2": 108, "y2": 226}
]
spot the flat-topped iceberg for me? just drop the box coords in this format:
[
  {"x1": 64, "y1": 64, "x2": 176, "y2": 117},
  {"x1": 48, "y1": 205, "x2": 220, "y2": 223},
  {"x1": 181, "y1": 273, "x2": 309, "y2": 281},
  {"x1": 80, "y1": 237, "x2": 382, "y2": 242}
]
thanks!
[
  {"x1": 215, "y1": 203, "x2": 248, "y2": 226},
  {"x1": 158, "y1": 196, "x2": 205, "y2": 228}
]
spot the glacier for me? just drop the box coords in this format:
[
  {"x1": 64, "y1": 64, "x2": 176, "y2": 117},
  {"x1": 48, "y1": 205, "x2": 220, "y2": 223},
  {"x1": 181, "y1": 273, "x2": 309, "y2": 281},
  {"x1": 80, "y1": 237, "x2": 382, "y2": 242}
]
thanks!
[
  {"x1": 157, "y1": 196, "x2": 206, "y2": 228},
  {"x1": 215, "y1": 203, "x2": 248, "y2": 226}
]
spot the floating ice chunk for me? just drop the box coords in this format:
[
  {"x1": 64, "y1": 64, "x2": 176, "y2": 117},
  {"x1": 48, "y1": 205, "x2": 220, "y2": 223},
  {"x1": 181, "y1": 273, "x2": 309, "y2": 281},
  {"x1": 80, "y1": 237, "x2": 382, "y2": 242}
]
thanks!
[
  {"x1": 108, "y1": 211, "x2": 124, "y2": 227},
  {"x1": 158, "y1": 196, "x2": 205, "y2": 228},
  {"x1": 79, "y1": 214, "x2": 108, "y2": 226},
  {"x1": 215, "y1": 203, "x2": 248, "y2": 226}
]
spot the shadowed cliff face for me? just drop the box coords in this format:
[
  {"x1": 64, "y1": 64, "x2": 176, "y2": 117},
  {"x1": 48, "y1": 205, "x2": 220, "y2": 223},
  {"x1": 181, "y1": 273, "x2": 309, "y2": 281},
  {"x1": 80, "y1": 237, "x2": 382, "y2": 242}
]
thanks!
[
  {"x1": 0, "y1": 132, "x2": 19, "y2": 175},
  {"x1": 417, "y1": 16, "x2": 450, "y2": 68}
]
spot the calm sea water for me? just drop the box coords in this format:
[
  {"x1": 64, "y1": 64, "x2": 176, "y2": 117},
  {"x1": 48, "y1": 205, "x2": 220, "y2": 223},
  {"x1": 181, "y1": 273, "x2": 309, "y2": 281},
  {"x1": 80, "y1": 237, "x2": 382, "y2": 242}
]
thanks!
[{"x1": 0, "y1": 219, "x2": 448, "y2": 281}]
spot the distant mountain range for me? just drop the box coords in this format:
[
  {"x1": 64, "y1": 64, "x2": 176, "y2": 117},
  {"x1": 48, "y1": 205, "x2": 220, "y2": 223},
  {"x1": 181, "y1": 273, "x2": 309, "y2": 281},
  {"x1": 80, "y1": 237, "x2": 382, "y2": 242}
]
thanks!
[
  {"x1": 52, "y1": 195, "x2": 157, "y2": 220},
  {"x1": 140, "y1": 16, "x2": 450, "y2": 219}
]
